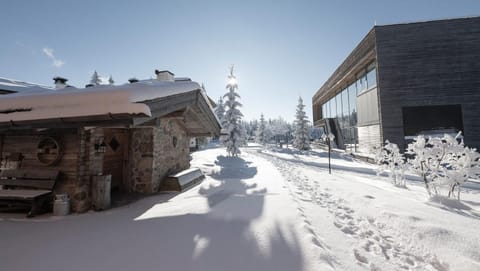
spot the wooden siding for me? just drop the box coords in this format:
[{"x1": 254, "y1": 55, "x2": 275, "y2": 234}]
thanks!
[
  {"x1": 102, "y1": 128, "x2": 129, "y2": 191},
  {"x1": 1, "y1": 131, "x2": 80, "y2": 196},
  {"x1": 375, "y1": 17, "x2": 480, "y2": 150}
]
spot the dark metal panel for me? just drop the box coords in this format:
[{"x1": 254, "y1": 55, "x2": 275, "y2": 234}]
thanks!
[{"x1": 376, "y1": 17, "x2": 480, "y2": 150}]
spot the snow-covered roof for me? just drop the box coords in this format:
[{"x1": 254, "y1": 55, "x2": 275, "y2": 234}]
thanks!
[
  {"x1": 0, "y1": 77, "x2": 54, "y2": 94},
  {"x1": 0, "y1": 79, "x2": 201, "y2": 124}
]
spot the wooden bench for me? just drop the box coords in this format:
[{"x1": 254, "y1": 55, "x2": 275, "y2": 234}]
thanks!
[
  {"x1": 0, "y1": 169, "x2": 60, "y2": 217},
  {"x1": 159, "y1": 168, "x2": 204, "y2": 192}
]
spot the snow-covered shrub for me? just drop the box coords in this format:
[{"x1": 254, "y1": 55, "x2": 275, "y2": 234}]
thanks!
[
  {"x1": 406, "y1": 132, "x2": 480, "y2": 199},
  {"x1": 374, "y1": 140, "x2": 407, "y2": 187}
]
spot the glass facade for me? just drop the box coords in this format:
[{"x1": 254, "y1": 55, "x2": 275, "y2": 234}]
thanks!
[
  {"x1": 320, "y1": 66, "x2": 377, "y2": 147},
  {"x1": 366, "y1": 68, "x2": 377, "y2": 89}
]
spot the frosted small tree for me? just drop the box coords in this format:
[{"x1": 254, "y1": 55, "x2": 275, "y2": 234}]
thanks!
[
  {"x1": 406, "y1": 132, "x2": 480, "y2": 199},
  {"x1": 256, "y1": 114, "x2": 267, "y2": 145},
  {"x1": 222, "y1": 66, "x2": 243, "y2": 157},
  {"x1": 90, "y1": 70, "x2": 102, "y2": 85},
  {"x1": 374, "y1": 140, "x2": 407, "y2": 187},
  {"x1": 215, "y1": 96, "x2": 225, "y2": 124},
  {"x1": 293, "y1": 97, "x2": 310, "y2": 150}
]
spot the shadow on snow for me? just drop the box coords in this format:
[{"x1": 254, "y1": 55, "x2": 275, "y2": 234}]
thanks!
[{"x1": 0, "y1": 155, "x2": 305, "y2": 271}]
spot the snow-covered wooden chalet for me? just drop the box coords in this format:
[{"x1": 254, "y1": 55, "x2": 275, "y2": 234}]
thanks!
[{"x1": 0, "y1": 70, "x2": 221, "y2": 212}]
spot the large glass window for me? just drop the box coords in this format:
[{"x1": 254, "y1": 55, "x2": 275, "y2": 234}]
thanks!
[
  {"x1": 331, "y1": 96, "x2": 337, "y2": 118},
  {"x1": 357, "y1": 74, "x2": 367, "y2": 94},
  {"x1": 326, "y1": 100, "x2": 330, "y2": 118},
  {"x1": 348, "y1": 83, "x2": 357, "y2": 127},
  {"x1": 341, "y1": 89, "x2": 349, "y2": 125},
  {"x1": 366, "y1": 68, "x2": 377, "y2": 89},
  {"x1": 341, "y1": 89, "x2": 349, "y2": 116},
  {"x1": 336, "y1": 94, "x2": 341, "y2": 119},
  {"x1": 322, "y1": 103, "x2": 326, "y2": 119}
]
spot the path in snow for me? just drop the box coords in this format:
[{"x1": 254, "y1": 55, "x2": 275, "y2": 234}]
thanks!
[
  {"x1": 1, "y1": 145, "x2": 478, "y2": 271},
  {"x1": 250, "y1": 147, "x2": 451, "y2": 271}
]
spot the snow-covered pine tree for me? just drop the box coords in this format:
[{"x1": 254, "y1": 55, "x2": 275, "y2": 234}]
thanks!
[
  {"x1": 214, "y1": 96, "x2": 225, "y2": 124},
  {"x1": 222, "y1": 66, "x2": 243, "y2": 157},
  {"x1": 256, "y1": 114, "x2": 267, "y2": 145},
  {"x1": 90, "y1": 70, "x2": 102, "y2": 85},
  {"x1": 108, "y1": 75, "x2": 114, "y2": 85},
  {"x1": 293, "y1": 97, "x2": 310, "y2": 150},
  {"x1": 239, "y1": 120, "x2": 248, "y2": 147}
]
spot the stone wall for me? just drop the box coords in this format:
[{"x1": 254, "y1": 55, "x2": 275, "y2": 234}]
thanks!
[
  {"x1": 128, "y1": 127, "x2": 154, "y2": 193},
  {"x1": 152, "y1": 118, "x2": 190, "y2": 192},
  {"x1": 128, "y1": 118, "x2": 190, "y2": 193}
]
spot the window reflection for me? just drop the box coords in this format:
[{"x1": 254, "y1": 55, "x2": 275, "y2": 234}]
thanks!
[
  {"x1": 366, "y1": 68, "x2": 377, "y2": 89},
  {"x1": 320, "y1": 65, "x2": 375, "y2": 147}
]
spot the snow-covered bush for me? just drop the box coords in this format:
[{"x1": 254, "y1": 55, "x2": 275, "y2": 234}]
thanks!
[
  {"x1": 406, "y1": 132, "x2": 480, "y2": 199},
  {"x1": 374, "y1": 140, "x2": 407, "y2": 187}
]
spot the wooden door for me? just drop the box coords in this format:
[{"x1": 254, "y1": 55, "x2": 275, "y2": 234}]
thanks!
[{"x1": 102, "y1": 129, "x2": 128, "y2": 191}]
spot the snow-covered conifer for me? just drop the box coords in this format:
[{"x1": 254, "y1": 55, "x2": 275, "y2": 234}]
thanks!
[
  {"x1": 108, "y1": 75, "x2": 114, "y2": 85},
  {"x1": 222, "y1": 66, "x2": 243, "y2": 157},
  {"x1": 215, "y1": 96, "x2": 225, "y2": 124},
  {"x1": 90, "y1": 70, "x2": 101, "y2": 85},
  {"x1": 256, "y1": 114, "x2": 267, "y2": 145},
  {"x1": 374, "y1": 140, "x2": 407, "y2": 187},
  {"x1": 293, "y1": 97, "x2": 310, "y2": 150}
]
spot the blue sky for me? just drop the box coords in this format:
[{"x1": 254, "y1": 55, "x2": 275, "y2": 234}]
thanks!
[{"x1": 1, "y1": 0, "x2": 479, "y2": 122}]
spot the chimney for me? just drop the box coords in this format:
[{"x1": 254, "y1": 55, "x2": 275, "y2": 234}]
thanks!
[
  {"x1": 128, "y1": 78, "x2": 139, "y2": 84},
  {"x1": 53, "y1": 76, "x2": 68, "y2": 89},
  {"x1": 155, "y1": 69, "x2": 174, "y2": 81}
]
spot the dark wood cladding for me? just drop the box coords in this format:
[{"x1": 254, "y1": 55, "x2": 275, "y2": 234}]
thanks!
[
  {"x1": 375, "y1": 17, "x2": 480, "y2": 150},
  {"x1": 1, "y1": 132, "x2": 81, "y2": 194},
  {"x1": 312, "y1": 29, "x2": 377, "y2": 122}
]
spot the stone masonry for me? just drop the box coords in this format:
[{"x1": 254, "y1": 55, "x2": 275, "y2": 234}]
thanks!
[{"x1": 129, "y1": 118, "x2": 190, "y2": 193}]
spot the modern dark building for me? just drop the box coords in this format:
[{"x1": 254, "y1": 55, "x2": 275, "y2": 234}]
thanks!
[{"x1": 312, "y1": 16, "x2": 480, "y2": 152}]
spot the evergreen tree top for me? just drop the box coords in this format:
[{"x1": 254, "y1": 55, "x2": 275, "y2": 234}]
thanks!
[
  {"x1": 90, "y1": 70, "x2": 101, "y2": 85},
  {"x1": 108, "y1": 75, "x2": 114, "y2": 85},
  {"x1": 226, "y1": 65, "x2": 238, "y2": 90}
]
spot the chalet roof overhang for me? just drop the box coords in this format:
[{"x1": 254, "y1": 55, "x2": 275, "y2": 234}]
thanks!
[
  {"x1": 135, "y1": 89, "x2": 221, "y2": 137},
  {"x1": 0, "y1": 89, "x2": 221, "y2": 136}
]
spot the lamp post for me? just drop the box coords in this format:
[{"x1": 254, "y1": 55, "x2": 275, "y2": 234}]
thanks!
[{"x1": 322, "y1": 132, "x2": 335, "y2": 174}]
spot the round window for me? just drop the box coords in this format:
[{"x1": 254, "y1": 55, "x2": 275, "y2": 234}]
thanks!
[{"x1": 37, "y1": 137, "x2": 63, "y2": 166}]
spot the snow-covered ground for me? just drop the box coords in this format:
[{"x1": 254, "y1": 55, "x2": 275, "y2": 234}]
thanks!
[{"x1": 0, "y1": 144, "x2": 479, "y2": 271}]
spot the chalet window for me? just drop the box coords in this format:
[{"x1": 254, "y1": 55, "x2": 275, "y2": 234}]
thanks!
[{"x1": 108, "y1": 137, "x2": 120, "y2": 151}]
